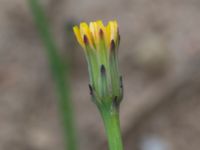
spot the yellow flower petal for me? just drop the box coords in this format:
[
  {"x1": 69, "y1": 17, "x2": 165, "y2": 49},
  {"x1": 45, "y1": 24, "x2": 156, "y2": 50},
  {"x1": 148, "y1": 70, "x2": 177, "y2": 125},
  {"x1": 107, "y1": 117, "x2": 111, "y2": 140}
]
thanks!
[
  {"x1": 80, "y1": 22, "x2": 94, "y2": 48},
  {"x1": 73, "y1": 26, "x2": 84, "y2": 48},
  {"x1": 97, "y1": 20, "x2": 105, "y2": 31},
  {"x1": 73, "y1": 20, "x2": 119, "y2": 50},
  {"x1": 109, "y1": 22, "x2": 114, "y2": 41},
  {"x1": 105, "y1": 23, "x2": 111, "y2": 48},
  {"x1": 113, "y1": 20, "x2": 118, "y2": 41},
  {"x1": 89, "y1": 22, "x2": 99, "y2": 46}
]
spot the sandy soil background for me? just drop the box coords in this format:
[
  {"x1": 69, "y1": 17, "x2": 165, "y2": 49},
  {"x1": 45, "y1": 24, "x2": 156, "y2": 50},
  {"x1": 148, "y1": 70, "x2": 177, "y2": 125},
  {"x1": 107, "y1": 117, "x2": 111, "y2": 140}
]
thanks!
[{"x1": 1, "y1": 0, "x2": 200, "y2": 150}]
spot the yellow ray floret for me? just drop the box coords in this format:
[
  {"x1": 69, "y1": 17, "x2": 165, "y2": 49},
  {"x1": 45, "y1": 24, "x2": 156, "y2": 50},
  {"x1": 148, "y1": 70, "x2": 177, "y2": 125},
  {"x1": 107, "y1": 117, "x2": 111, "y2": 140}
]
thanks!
[
  {"x1": 73, "y1": 26, "x2": 84, "y2": 48},
  {"x1": 73, "y1": 20, "x2": 119, "y2": 50}
]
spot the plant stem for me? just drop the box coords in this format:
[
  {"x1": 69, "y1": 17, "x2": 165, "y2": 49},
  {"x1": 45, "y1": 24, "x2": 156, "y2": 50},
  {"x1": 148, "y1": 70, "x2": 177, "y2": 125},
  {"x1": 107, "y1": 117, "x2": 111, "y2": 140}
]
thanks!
[
  {"x1": 28, "y1": 1, "x2": 78, "y2": 150},
  {"x1": 100, "y1": 107, "x2": 124, "y2": 150}
]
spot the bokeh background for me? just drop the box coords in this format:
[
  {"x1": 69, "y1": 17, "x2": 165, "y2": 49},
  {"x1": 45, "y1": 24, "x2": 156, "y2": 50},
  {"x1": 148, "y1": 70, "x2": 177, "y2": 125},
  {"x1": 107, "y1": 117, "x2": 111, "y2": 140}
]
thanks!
[{"x1": 1, "y1": 0, "x2": 200, "y2": 150}]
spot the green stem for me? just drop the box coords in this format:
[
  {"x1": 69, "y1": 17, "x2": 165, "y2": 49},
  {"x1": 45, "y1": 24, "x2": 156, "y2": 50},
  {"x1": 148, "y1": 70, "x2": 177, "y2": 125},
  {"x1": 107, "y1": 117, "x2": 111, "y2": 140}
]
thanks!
[
  {"x1": 100, "y1": 107, "x2": 124, "y2": 150},
  {"x1": 28, "y1": 1, "x2": 78, "y2": 150}
]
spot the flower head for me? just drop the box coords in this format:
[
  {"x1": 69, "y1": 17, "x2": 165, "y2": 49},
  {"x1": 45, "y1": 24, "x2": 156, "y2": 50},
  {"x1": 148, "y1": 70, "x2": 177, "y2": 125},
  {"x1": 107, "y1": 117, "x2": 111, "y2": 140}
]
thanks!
[
  {"x1": 73, "y1": 20, "x2": 119, "y2": 50},
  {"x1": 73, "y1": 20, "x2": 122, "y2": 107}
]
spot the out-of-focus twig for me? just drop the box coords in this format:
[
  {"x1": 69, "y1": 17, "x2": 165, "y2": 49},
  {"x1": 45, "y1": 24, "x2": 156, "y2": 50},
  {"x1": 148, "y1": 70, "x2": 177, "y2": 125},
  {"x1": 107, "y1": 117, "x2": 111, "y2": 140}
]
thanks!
[{"x1": 28, "y1": 0, "x2": 78, "y2": 150}]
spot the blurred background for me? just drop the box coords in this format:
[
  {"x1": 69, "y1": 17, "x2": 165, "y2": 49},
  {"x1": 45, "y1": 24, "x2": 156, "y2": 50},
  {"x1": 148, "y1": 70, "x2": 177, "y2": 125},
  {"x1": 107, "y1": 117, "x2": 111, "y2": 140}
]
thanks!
[{"x1": 1, "y1": 0, "x2": 200, "y2": 150}]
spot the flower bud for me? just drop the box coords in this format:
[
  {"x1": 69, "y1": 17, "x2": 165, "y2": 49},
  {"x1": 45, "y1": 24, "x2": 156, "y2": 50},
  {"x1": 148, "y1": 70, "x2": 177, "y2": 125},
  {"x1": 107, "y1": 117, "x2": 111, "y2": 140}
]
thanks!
[{"x1": 73, "y1": 20, "x2": 123, "y2": 109}]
